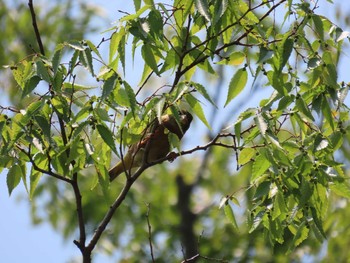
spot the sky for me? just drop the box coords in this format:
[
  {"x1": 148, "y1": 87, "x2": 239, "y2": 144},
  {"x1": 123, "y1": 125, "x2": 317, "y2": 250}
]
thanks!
[{"x1": 1, "y1": 1, "x2": 350, "y2": 263}]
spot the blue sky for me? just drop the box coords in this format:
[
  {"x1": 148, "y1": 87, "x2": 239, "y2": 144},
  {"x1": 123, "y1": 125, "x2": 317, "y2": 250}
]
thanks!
[{"x1": 1, "y1": 1, "x2": 350, "y2": 263}]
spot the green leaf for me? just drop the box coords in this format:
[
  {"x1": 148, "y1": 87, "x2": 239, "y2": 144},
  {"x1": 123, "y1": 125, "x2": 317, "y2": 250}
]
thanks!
[
  {"x1": 255, "y1": 113, "x2": 268, "y2": 137},
  {"x1": 141, "y1": 44, "x2": 159, "y2": 75},
  {"x1": 7, "y1": 164, "x2": 22, "y2": 196},
  {"x1": 185, "y1": 93, "x2": 211, "y2": 129},
  {"x1": 51, "y1": 96, "x2": 69, "y2": 122},
  {"x1": 190, "y1": 82, "x2": 216, "y2": 106},
  {"x1": 22, "y1": 76, "x2": 41, "y2": 98},
  {"x1": 224, "y1": 203, "x2": 238, "y2": 230},
  {"x1": 85, "y1": 40, "x2": 103, "y2": 61},
  {"x1": 249, "y1": 211, "x2": 264, "y2": 233},
  {"x1": 252, "y1": 153, "x2": 271, "y2": 181},
  {"x1": 195, "y1": 0, "x2": 211, "y2": 22},
  {"x1": 96, "y1": 124, "x2": 118, "y2": 154},
  {"x1": 225, "y1": 68, "x2": 248, "y2": 107},
  {"x1": 217, "y1": 52, "x2": 245, "y2": 66},
  {"x1": 257, "y1": 47, "x2": 274, "y2": 64},
  {"x1": 36, "y1": 60, "x2": 51, "y2": 83},
  {"x1": 119, "y1": 5, "x2": 151, "y2": 22},
  {"x1": 330, "y1": 181, "x2": 350, "y2": 198},
  {"x1": 109, "y1": 28, "x2": 125, "y2": 63},
  {"x1": 213, "y1": 0, "x2": 228, "y2": 25},
  {"x1": 272, "y1": 191, "x2": 287, "y2": 220},
  {"x1": 67, "y1": 40, "x2": 85, "y2": 51},
  {"x1": 102, "y1": 73, "x2": 118, "y2": 100},
  {"x1": 123, "y1": 81, "x2": 137, "y2": 115},
  {"x1": 234, "y1": 108, "x2": 256, "y2": 145},
  {"x1": 12, "y1": 60, "x2": 34, "y2": 88},
  {"x1": 133, "y1": 0, "x2": 141, "y2": 11},
  {"x1": 295, "y1": 97, "x2": 315, "y2": 121},
  {"x1": 30, "y1": 153, "x2": 47, "y2": 199},
  {"x1": 310, "y1": 207, "x2": 327, "y2": 240},
  {"x1": 118, "y1": 30, "x2": 126, "y2": 75},
  {"x1": 312, "y1": 15, "x2": 324, "y2": 40},
  {"x1": 321, "y1": 96, "x2": 335, "y2": 130},
  {"x1": 80, "y1": 48, "x2": 94, "y2": 76},
  {"x1": 278, "y1": 37, "x2": 293, "y2": 72},
  {"x1": 289, "y1": 222, "x2": 309, "y2": 248},
  {"x1": 238, "y1": 147, "x2": 255, "y2": 165}
]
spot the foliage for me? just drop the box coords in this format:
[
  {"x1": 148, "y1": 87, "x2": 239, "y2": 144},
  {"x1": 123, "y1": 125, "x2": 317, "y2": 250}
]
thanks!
[
  {"x1": 1, "y1": 0, "x2": 350, "y2": 262},
  {"x1": 0, "y1": 0, "x2": 101, "y2": 106}
]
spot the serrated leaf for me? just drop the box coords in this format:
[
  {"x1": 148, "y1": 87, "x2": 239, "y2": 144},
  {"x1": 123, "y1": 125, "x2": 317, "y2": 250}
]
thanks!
[
  {"x1": 217, "y1": 52, "x2": 245, "y2": 66},
  {"x1": 7, "y1": 164, "x2": 22, "y2": 196},
  {"x1": 85, "y1": 40, "x2": 103, "y2": 61},
  {"x1": 238, "y1": 147, "x2": 255, "y2": 165},
  {"x1": 278, "y1": 37, "x2": 293, "y2": 72},
  {"x1": 133, "y1": 0, "x2": 141, "y2": 11},
  {"x1": 321, "y1": 96, "x2": 334, "y2": 130},
  {"x1": 312, "y1": 15, "x2": 324, "y2": 40},
  {"x1": 330, "y1": 181, "x2": 350, "y2": 198},
  {"x1": 96, "y1": 124, "x2": 118, "y2": 154},
  {"x1": 295, "y1": 97, "x2": 315, "y2": 121},
  {"x1": 224, "y1": 203, "x2": 238, "y2": 230},
  {"x1": 336, "y1": 31, "x2": 350, "y2": 42},
  {"x1": 257, "y1": 47, "x2": 274, "y2": 64},
  {"x1": 67, "y1": 40, "x2": 85, "y2": 51},
  {"x1": 22, "y1": 76, "x2": 41, "y2": 98},
  {"x1": 30, "y1": 153, "x2": 47, "y2": 199},
  {"x1": 190, "y1": 82, "x2": 216, "y2": 106},
  {"x1": 185, "y1": 93, "x2": 211, "y2": 129},
  {"x1": 35, "y1": 60, "x2": 51, "y2": 83},
  {"x1": 310, "y1": 207, "x2": 327, "y2": 240},
  {"x1": 118, "y1": 32, "x2": 126, "y2": 75},
  {"x1": 102, "y1": 73, "x2": 118, "y2": 100},
  {"x1": 123, "y1": 81, "x2": 137, "y2": 115},
  {"x1": 290, "y1": 222, "x2": 309, "y2": 247},
  {"x1": 255, "y1": 113, "x2": 268, "y2": 137},
  {"x1": 195, "y1": 0, "x2": 211, "y2": 22},
  {"x1": 225, "y1": 68, "x2": 248, "y2": 107},
  {"x1": 80, "y1": 48, "x2": 94, "y2": 76},
  {"x1": 119, "y1": 5, "x2": 151, "y2": 22},
  {"x1": 213, "y1": 0, "x2": 228, "y2": 24},
  {"x1": 249, "y1": 211, "x2": 264, "y2": 233},
  {"x1": 272, "y1": 191, "x2": 287, "y2": 220},
  {"x1": 330, "y1": 131, "x2": 343, "y2": 151},
  {"x1": 52, "y1": 44, "x2": 64, "y2": 74},
  {"x1": 141, "y1": 44, "x2": 159, "y2": 75},
  {"x1": 252, "y1": 153, "x2": 271, "y2": 181}
]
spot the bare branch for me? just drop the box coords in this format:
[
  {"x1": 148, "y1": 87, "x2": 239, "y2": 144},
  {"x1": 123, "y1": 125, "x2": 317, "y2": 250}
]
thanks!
[
  {"x1": 28, "y1": 0, "x2": 45, "y2": 55},
  {"x1": 145, "y1": 203, "x2": 156, "y2": 262}
]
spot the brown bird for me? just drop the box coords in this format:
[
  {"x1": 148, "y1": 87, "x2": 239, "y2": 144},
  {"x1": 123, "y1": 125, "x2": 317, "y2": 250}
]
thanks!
[{"x1": 109, "y1": 111, "x2": 193, "y2": 181}]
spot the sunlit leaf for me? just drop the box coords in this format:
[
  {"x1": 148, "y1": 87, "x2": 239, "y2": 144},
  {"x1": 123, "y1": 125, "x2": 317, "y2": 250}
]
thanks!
[
  {"x1": 252, "y1": 153, "x2": 271, "y2": 181},
  {"x1": 7, "y1": 164, "x2": 22, "y2": 196},
  {"x1": 238, "y1": 147, "x2": 255, "y2": 165},
  {"x1": 225, "y1": 68, "x2": 248, "y2": 107},
  {"x1": 224, "y1": 203, "x2": 239, "y2": 230},
  {"x1": 185, "y1": 93, "x2": 211, "y2": 129},
  {"x1": 96, "y1": 124, "x2": 118, "y2": 154},
  {"x1": 195, "y1": 0, "x2": 211, "y2": 22}
]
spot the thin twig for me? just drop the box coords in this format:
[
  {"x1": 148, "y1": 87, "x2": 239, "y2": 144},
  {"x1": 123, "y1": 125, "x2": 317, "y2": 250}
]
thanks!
[
  {"x1": 145, "y1": 203, "x2": 155, "y2": 262},
  {"x1": 72, "y1": 177, "x2": 86, "y2": 252},
  {"x1": 28, "y1": 0, "x2": 45, "y2": 55},
  {"x1": 16, "y1": 144, "x2": 72, "y2": 183}
]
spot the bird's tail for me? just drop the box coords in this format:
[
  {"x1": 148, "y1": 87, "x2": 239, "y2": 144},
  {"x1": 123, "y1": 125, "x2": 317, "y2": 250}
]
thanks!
[{"x1": 109, "y1": 161, "x2": 124, "y2": 181}]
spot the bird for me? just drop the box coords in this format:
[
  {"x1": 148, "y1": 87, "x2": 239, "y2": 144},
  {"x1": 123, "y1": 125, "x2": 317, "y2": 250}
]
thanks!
[{"x1": 109, "y1": 111, "x2": 193, "y2": 181}]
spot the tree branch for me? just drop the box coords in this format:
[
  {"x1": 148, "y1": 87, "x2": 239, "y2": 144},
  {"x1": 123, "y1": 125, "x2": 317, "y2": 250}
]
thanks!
[
  {"x1": 145, "y1": 203, "x2": 155, "y2": 262},
  {"x1": 28, "y1": 0, "x2": 45, "y2": 55}
]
